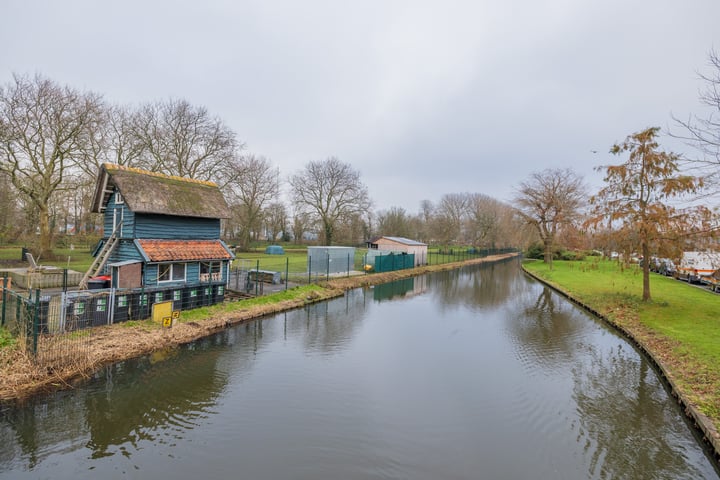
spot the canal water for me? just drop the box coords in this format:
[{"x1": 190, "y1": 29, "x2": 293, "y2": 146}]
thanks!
[{"x1": 1, "y1": 259, "x2": 718, "y2": 479}]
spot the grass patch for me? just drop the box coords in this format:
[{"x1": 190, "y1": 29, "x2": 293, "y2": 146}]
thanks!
[
  {"x1": 525, "y1": 259, "x2": 720, "y2": 421},
  {"x1": 0, "y1": 327, "x2": 16, "y2": 349},
  {"x1": 179, "y1": 284, "x2": 324, "y2": 322}
]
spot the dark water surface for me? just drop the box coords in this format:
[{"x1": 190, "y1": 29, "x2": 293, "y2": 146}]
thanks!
[{"x1": 1, "y1": 259, "x2": 718, "y2": 479}]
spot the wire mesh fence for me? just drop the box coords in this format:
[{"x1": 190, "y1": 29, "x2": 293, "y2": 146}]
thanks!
[
  {"x1": 1, "y1": 247, "x2": 517, "y2": 369},
  {"x1": 0, "y1": 281, "x2": 228, "y2": 370}
]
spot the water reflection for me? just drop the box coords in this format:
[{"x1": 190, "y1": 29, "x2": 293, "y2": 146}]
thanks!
[
  {"x1": 429, "y1": 257, "x2": 520, "y2": 312},
  {"x1": 506, "y1": 285, "x2": 590, "y2": 369},
  {"x1": 282, "y1": 288, "x2": 368, "y2": 354},
  {"x1": 572, "y1": 344, "x2": 708, "y2": 479},
  {"x1": 0, "y1": 259, "x2": 718, "y2": 479},
  {"x1": 372, "y1": 277, "x2": 427, "y2": 302}
]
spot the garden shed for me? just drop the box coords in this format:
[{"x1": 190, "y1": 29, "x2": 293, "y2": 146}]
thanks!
[{"x1": 367, "y1": 236, "x2": 428, "y2": 267}]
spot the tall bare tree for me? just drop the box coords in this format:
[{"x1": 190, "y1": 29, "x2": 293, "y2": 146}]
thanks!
[
  {"x1": 376, "y1": 206, "x2": 413, "y2": 238},
  {"x1": 264, "y1": 201, "x2": 288, "y2": 242},
  {"x1": 0, "y1": 73, "x2": 104, "y2": 258},
  {"x1": 291, "y1": 209, "x2": 312, "y2": 245},
  {"x1": 0, "y1": 171, "x2": 22, "y2": 242},
  {"x1": 434, "y1": 193, "x2": 470, "y2": 246},
  {"x1": 514, "y1": 168, "x2": 586, "y2": 268},
  {"x1": 289, "y1": 157, "x2": 370, "y2": 245},
  {"x1": 465, "y1": 193, "x2": 512, "y2": 248},
  {"x1": 225, "y1": 155, "x2": 279, "y2": 250},
  {"x1": 131, "y1": 98, "x2": 240, "y2": 183},
  {"x1": 674, "y1": 49, "x2": 720, "y2": 190},
  {"x1": 588, "y1": 127, "x2": 710, "y2": 301}
]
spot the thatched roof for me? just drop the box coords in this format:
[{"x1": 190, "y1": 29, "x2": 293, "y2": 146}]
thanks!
[{"x1": 91, "y1": 164, "x2": 231, "y2": 219}]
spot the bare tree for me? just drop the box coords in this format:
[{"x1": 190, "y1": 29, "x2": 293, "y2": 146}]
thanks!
[
  {"x1": 376, "y1": 206, "x2": 413, "y2": 238},
  {"x1": 291, "y1": 210, "x2": 312, "y2": 244},
  {"x1": 131, "y1": 98, "x2": 241, "y2": 183},
  {"x1": 224, "y1": 155, "x2": 279, "y2": 250},
  {"x1": 0, "y1": 73, "x2": 104, "y2": 258},
  {"x1": 434, "y1": 193, "x2": 470, "y2": 246},
  {"x1": 264, "y1": 201, "x2": 288, "y2": 242},
  {"x1": 0, "y1": 171, "x2": 22, "y2": 242},
  {"x1": 514, "y1": 168, "x2": 586, "y2": 268},
  {"x1": 674, "y1": 49, "x2": 720, "y2": 189},
  {"x1": 465, "y1": 193, "x2": 511, "y2": 248},
  {"x1": 289, "y1": 157, "x2": 371, "y2": 245}
]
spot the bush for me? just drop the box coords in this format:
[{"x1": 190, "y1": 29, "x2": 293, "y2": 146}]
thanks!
[
  {"x1": 558, "y1": 250, "x2": 586, "y2": 261},
  {"x1": 525, "y1": 242, "x2": 544, "y2": 259}
]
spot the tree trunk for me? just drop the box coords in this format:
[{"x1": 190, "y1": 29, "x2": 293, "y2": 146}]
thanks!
[
  {"x1": 323, "y1": 221, "x2": 333, "y2": 246},
  {"x1": 543, "y1": 237, "x2": 553, "y2": 269},
  {"x1": 641, "y1": 241, "x2": 651, "y2": 301},
  {"x1": 38, "y1": 204, "x2": 53, "y2": 260}
]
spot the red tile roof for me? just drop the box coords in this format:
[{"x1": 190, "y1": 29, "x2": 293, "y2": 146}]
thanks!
[{"x1": 137, "y1": 240, "x2": 233, "y2": 262}]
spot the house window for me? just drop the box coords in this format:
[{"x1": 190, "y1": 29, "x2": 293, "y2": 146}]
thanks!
[
  {"x1": 115, "y1": 192, "x2": 124, "y2": 204},
  {"x1": 200, "y1": 261, "x2": 222, "y2": 282},
  {"x1": 158, "y1": 263, "x2": 186, "y2": 283}
]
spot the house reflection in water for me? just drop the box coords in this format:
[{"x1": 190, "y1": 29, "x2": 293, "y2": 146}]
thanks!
[{"x1": 372, "y1": 276, "x2": 428, "y2": 302}]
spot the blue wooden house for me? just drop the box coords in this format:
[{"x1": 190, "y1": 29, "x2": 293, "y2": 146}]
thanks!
[{"x1": 84, "y1": 163, "x2": 234, "y2": 291}]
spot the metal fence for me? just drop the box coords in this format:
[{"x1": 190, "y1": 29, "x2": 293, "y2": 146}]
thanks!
[
  {"x1": 228, "y1": 247, "x2": 520, "y2": 291},
  {"x1": 1, "y1": 248, "x2": 517, "y2": 368},
  {"x1": 0, "y1": 281, "x2": 227, "y2": 368}
]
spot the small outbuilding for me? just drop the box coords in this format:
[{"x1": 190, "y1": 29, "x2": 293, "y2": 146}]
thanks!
[
  {"x1": 85, "y1": 163, "x2": 234, "y2": 290},
  {"x1": 308, "y1": 246, "x2": 356, "y2": 275},
  {"x1": 367, "y1": 236, "x2": 428, "y2": 266}
]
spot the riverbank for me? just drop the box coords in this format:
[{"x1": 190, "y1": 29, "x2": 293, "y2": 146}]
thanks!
[
  {"x1": 522, "y1": 259, "x2": 720, "y2": 462},
  {"x1": 0, "y1": 253, "x2": 518, "y2": 403}
]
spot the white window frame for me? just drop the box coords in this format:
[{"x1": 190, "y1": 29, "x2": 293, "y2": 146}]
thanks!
[
  {"x1": 158, "y1": 263, "x2": 186, "y2": 283},
  {"x1": 115, "y1": 192, "x2": 124, "y2": 204}
]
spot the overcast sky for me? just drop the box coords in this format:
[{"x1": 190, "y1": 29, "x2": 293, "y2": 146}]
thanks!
[{"x1": 2, "y1": 0, "x2": 719, "y2": 213}]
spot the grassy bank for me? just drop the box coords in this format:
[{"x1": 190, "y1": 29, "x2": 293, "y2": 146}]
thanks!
[{"x1": 523, "y1": 259, "x2": 720, "y2": 426}]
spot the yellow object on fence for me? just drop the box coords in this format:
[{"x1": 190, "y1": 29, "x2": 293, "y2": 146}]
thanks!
[{"x1": 152, "y1": 300, "x2": 174, "y2": 327}]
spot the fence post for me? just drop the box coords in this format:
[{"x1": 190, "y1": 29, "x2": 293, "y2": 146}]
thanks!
[
  {"x1": 1, "y1": 273, "x2": 6, "y2": 327},
  {"x1": 285, "y1": 257, "x2": 289, "y2": 291},
  {"x1": 109, "y1": 288, "x2": 116, "y2": 325},
  {"x1": 347, "y1": 253, "x2": 350, "y2": 278},
  {"x1": 255, "y1": 260, "x2": 260, "y2": 296},
  {"x1": 32, "y1": 289, "x2": 40, "y2": 355},
  {"x1": 326, "y1": 252, "x2": 330, "y2": 280}
]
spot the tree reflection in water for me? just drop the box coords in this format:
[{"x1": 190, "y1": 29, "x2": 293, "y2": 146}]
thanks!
[{"x1": 572, "y1": 344, "x2": 708, "y2": 480}]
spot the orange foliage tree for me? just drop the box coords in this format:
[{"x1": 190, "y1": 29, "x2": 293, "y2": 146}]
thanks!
[{"x1": 587, "y1": 127, "x2": 712, "y2": 301}]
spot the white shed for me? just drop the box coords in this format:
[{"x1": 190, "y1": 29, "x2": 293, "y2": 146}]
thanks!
[{"x1": 368, "y1": 236, "x2": 428, "y2": 266}]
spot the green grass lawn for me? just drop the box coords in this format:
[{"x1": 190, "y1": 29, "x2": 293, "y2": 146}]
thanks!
[
  {"x1": 0, "y1": 245, "x2": 96, "y2": 272},
  {"x1": 524, "y1": 258, "x2": 720, "y2": 418}
]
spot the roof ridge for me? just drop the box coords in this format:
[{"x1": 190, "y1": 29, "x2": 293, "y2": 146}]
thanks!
[{"x1": 103, "y1": 163, "x2": 218, "y2": 187}]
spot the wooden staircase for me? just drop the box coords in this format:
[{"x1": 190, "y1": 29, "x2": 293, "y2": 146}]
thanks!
[{"x1": 78, "y1": 225, "x2": 120, "y2": 289}]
